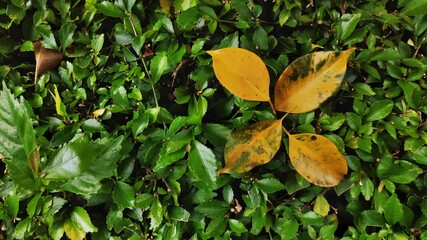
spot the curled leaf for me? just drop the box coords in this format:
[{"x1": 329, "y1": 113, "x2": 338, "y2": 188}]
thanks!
[
  {"x1": 275, "y1": 48, "x2": 355, "y2": 113},
  {"x1": 34, "y1": 41, "x2": 63, "y2": 79},
  {"x1": 287, "y1": 133, "x2": 347, "y2": 187},
  {"x1": 207, "y1": 48, "x2": 270, "y2": 102},
  {"x1": 218, "y1": 118, "x2": 283, "y2": 174}
]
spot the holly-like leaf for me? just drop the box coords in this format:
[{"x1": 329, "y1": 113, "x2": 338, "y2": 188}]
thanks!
[
  {"x1": 34, "y1": 41, "x2": 63, "y2": 79},
  {"x1": 207, "y1": 48, "x2": 270, "y2": 102},
  {"x1": 287, "y1": 132, "x2": 348, "y2": 187},
  {"x1": 218, "y1": 118, "x2": 283, "y2": 174},
  {"x1": 274, "y1": 49, "x2": 355, "y2": 113}
]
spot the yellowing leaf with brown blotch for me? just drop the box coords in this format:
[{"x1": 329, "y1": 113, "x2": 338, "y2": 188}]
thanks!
[
  {"x1": 275, "y1": 48, "x2": 355, "y2": 113},
  {"x1": 218, "y1": 118, "x2": 283, "y2": 174},
  {"x1": 288, "y1": 133, "x2": 347, "y2": 187},
  {"x1": 207, "y1": 48, "x2": 270, "y2": 102},
  {"x1": 34, "y1": 41, "x2": 63, "y2": 79}
]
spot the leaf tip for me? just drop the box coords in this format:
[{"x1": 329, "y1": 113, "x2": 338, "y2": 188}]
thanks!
[{"x1": 217, "y1": 167, "x2": 230, "y2": 175}]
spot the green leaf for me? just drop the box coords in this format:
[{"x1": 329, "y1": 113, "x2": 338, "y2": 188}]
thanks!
[
  {"x1": 71, "y1": 207, "x2": 98, "y2": 233},
  {"x1": 5, "y1": 193, "x2": 19, "y2": 218},
  {"x1": 371, "y1": 49, "x2": 404, "y2": 61},
  {"x1": 195, "y1": 200, "x2": 228, "y2": 218},
  {"x1": 272, "y1": 218, "x2": 298, "y2": 240},
  {"x1": 358, "y1": 210, "x2": 384, "y2": 229},
  {"x1": 0, "y1": 82, "x2": 36, "y2": 189},
  {"x1": 383, "y1": 194, "x2": 403, "y2": 225},
  {"x1": 95, "y1": 1, "x2": 126, "y2": 18},
  {"x1": 42, "y1": 142, "x2": 103, "y2": 180},
  {"x1": 61, "y1": 174, "x2": 102, "y2": 195},
  {"x1": 203, "y1": 123, "x2": 231, "y2": 147},
  {"x1": 253, "y1": 26, "x2": 268, "y2": 50},
  {"x1": 148, "y1": 198, "x2": 163, "y2": 230},
  {"x1": 402, "y1": 0, "x2": 427, "y2": 16},
  {"x1": 361, "y1": 177, "x2": 374, "y2": 201},
  {"x1": 58, "y1": 23, "x2": 76, "y2": 49},
  {"x1": 255, "y1": 178, "x2": 286, "y2": 193},
  {"x1": 188, "y1": 140, "x2": 218, "y2": 189},
  {"x1": 150, "y1": 52, "x2": 168, "y2": 84},
  {"x1": 346, "y1": 112, "x2": 362, "y2": 131},
  {"x1": 385, "y1": 160, "x2": 422, "y2": 184},
  {"x1": 228, "y1": 219, "x2": 248, "y2": 235},
  {"x1": 337, "y1": 13, "x2": 361, "y2": 41},
  {"x1": 313, "y1": 194, "x2": 330, "y2": 217},
  {"x1": 170, "y1": 206, "x2": 190, "y2": 222},
  {"x1": 113, "y1": 181, "x2": 135, "y2": 209},
  {"x1": 365, "y1": 100, "x2": 393, "y2": 121},
  {"x1": 26, "y1": 193, "x2": 41, "y2": 218}
]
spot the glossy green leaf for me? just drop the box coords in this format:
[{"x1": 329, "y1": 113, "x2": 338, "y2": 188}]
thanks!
[
  {"x1": 272, "y1": 218, "x2": 298, "y2": 240},
  {"x1": 150, "y1": 52, "x2": 168, "y2": 84},
  {"x1": 195, "y1": 200, "x2": 228, "y2": 218},
  {"x1": 365, "y1": 100, "x2": 394, "y2": 122},
  {"x1": 170, "y1": 206, "x2": 190, "y2": 222},
  {"x1": 218, "y1": 119, "x2": 283, "y2": 174},
  {"x1": 337, "y1": 13, "x2": 361, "y2": 41},
  {"x1": 188, "y1": 140, "x2": 218, "y2": 189},
  {"x1": 0, "y1": 82, "x2": 37, "y2": 189},
  {"x1": 113, "y1": 181, "x2": 135, "y2": 209},
  {"x1": 148, "y1": 198, "x2": 163, "y2": 230},
  {"x1": 95, "y1": 1, "x2": 126, "y2": 18},
  {"x1": 71, "y1": 207, "x2": 98, "y2": 233},
  {"x1": 255, "y1": 178, "x2": 286, "y2": 193},
  {"x1": 383, "y1": 194, "x2": 403, "y2": 225},
  {"x1": 228, "y1": 219, "x2": 248, "y2": 235},
  {"x1": 42, "y1": 142, "x2": 103, "y2": 180},
  {"x1": 402, "y1": 0, "x2": 427, "y2": 16}
]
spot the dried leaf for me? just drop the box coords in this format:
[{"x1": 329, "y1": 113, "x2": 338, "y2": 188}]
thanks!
[
  {"x1": 34, "y1": 41, "x2": 63, "y2": 79},
  {"x1": 288, "y1": 133, "x2": 347, "y2": 187},
  {"x1": 218, "y1": 118, "x2": 283, "y2": 174},
  {"x1": 207, "y1": 48, "x2": 270, "y2": 102},
  {"x1": 275, "y1": 48, "x2": 355, "y2": 113}
]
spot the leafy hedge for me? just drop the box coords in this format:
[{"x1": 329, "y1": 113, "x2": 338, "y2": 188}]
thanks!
[{"x1": 1, "y1": 0, "x2": 427, "y2": 239}]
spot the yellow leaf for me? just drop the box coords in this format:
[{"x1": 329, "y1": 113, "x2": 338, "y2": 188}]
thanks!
[
  {"x1": 288, "y1": 133, "x2": 347, "y2": 187},
  {"x1": 160, "y1": 0, "x2": 171, "y2": 13},
  {"x1": 313, "y1": 194, "x2": 330, "y2": 217},
  {"x1": 64, "y1": 218, "x2": 85, "y2": 240},
  {"x1": 53, "y1": 84, "x2": 68, "y2": 119},
  {"x1": 218, "y1": 118, "x2": 283, "y2": 174},
  {"x1": 34, "y1": 41, "x2": 63, "y2": 80},
  {"x1": 274, "y1": 48, "x2": 355, "y2": 113},
  {"x1": 93, "y1": 108, "x2": 105, "y2": 118},
  {"x1": 207, "y1": 48, "x2": 270, "y2": 102}
]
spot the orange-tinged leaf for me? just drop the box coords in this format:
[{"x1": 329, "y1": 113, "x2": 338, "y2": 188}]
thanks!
[
  {"x1": 288, "y1": 133, "x2": 348, "y2": 187},
  {"x1": 207, "y1": 48, "x2": 270, "y2": 102},
  {"x1": 275, "y1": 48, "x2": 355, "y2": 113},
  {"x1": 218, "y1": 118, "x2": 283, "y2": 174},
  {"x1": 34, "y1": 41, "x2": 63, "y2": 79}
]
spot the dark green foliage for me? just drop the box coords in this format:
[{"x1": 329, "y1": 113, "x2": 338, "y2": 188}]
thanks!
[{"x1": 0, "y1": 0, "x2": 427, "y2": 239}]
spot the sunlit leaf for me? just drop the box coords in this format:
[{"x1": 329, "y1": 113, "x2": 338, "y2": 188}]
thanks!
[
  {"x1": 53, "y1": 85, "x2": 68, "y2": 119},
  {"x1": 64, "y1": 218, "x2": 85, "y2": 240},
  {"x1": 34, "y1": 41, "x2": 63, "y2": 80},
  {"x1": 218, "y1": 118, "x2": 283, "y2": 174},
  {"x1": 207, "y1": 48, "x2": 270, "y2": 102},
  {"x1": 160, "y1": 0, "x2": 171, "y2": 13},
  {"x1": 287, "y1": 132, "x2": 348, "y2": 187},
  {"x1": 313, "y1": 194, "x2": 330, "y2": 216},
  {"x1": 275, "y1": 48, "x2": 355, "y2": 113}
]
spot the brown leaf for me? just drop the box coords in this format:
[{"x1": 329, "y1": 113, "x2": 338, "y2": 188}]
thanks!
[{"x1": 34, "y1": 41, "x2": 63, "y2": 79}]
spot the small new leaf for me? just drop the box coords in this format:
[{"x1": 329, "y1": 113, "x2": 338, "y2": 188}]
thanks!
[
  {"x1": 287, "y1": 133, "x2": 348, "y2": 187},
  {"x1": 275, "y1": 49, "x2": 355, "y2": 113},
  {"x1": 207, "y1": 48, "x2": 270, "y2": 102},
  {"x1": 218, "y1": 118, "x2": 283, "y2": 174}
]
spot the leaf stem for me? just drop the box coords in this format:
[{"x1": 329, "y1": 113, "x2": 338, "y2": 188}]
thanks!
[
  {"x1": 268, "y1": 100, "x2": 276, "y2": 115},
  {"x1": 140, "y1": 57, "x2": 159, "y2": 108},
  {"x1": 282, "y1": 126, "x2": 291, "y2": 136}
]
